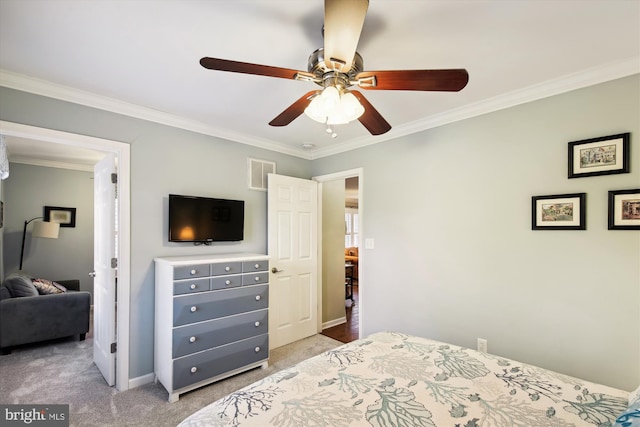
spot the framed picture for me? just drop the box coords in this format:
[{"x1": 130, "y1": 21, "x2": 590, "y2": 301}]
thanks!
[
  {"x1": 532, "y1": 193, "x2": 586, "y2": 230},
  {"x1": 568, "y1": 132, "x2": 630, "y2": 178},
  {"x1": 608, "y1": 189, "x2": 640, "y2": 230},
  {"x1": 44, "y1": 206, "x2": 76, "y2": 228}
]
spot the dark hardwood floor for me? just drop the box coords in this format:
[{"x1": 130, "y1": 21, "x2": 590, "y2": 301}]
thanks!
[{"x1": 321, "y1": 284, "x2": 359, "y2": 343}]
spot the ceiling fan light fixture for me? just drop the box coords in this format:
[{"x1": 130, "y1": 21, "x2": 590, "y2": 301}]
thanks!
[{"x1": 304, "y1": 86, "x2": 364, "y2": 126}]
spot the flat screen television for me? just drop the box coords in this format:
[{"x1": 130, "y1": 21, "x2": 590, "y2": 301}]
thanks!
[{"x1": 168, "y1": 194, "x2": 244, "y2": 243}]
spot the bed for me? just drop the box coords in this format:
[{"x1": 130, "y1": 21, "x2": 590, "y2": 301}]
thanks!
[{"x1": 178, "y1": 331, "x2": 635, "y2": 426}]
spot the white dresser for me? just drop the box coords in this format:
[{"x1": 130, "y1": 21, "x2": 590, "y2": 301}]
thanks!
[{"x1": 154, "y1": 253, "x2": 270, "y2": 402}]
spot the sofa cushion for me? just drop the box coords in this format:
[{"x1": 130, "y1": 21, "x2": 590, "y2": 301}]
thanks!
[
  {"x1": 32, "y1": 278, "x2": 67, "y2": 295},
  {"x1": 3, "y1": 273, "x2": 38, "y2": 297},
  {"x1": 0, "y1": 286, "x2": 11, "y2": 300}
]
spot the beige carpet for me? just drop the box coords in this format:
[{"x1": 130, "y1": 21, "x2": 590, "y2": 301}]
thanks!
[{"x1": 0, "y1": 333, "x2": 342, "y2": 426}]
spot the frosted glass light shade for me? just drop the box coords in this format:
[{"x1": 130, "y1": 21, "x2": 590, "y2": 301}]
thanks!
[
  {"x1": 32, "y1": 221, "x2": 60, "y2": 239},
  {"x1": 328, "y1": 91, "x2": 364, "y2": 125},
  {"x1": 304, "y1": 87, "x2": 364, "y2": 125}
]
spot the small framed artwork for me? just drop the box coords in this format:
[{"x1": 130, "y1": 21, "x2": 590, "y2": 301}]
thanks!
[
  {"x1": 568, "y1": 132, "x2": 630, "y2": 178},
  {"x1": 608, "y1": 189, "x2": 640, "y2": 230},
  {"x1": 532, "y1": 193, "x2": 586, "y2": 230},
  {"x1": 44, "y1": 206, "x2": 76, "y2": 228}
]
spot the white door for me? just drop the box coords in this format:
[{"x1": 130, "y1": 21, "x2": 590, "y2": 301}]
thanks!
[
  {"x1": 268, "y1": 174, "x2": 319, "y2": 349},
  {"x1": 93, "y1": 153, "x2": 117, "y2": 386}
]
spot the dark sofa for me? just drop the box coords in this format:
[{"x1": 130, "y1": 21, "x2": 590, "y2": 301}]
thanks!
[{"x1": 0, "y1": 271, "x2": 91, "y2": 355}]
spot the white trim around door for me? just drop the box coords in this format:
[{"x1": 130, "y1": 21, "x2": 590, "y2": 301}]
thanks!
[{"x1": 0, "y1": 120, "x2": 131, "y2": 391}]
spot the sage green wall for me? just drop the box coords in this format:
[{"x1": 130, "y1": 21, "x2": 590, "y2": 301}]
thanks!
[
  {"x1": 312, "y1": 75, "x2": 640, "y2": 391},
  {"x1": 3, "y1": 163, "x2": 94, "y2": 293},
  {"x1": 0, "y1": 87, "x2": 313, "y2": 379},
  {"x1": 321, "y1": 179, "x2": 347, "y2": 324}
]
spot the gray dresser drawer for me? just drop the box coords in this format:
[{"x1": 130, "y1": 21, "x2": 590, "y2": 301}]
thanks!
[
  {"x1": 242, "y1": 272, "x2": 269, "y2": 286},
  {"x1": 211, "y1": 262, "x2": 242, "y2": 276},
  {"x1": 174, "y1": 264, "x2": 209, "y2": 280},
  {"x1": 210, "y1": 274, "x2": 242, "y2": 291},
  {"x1": 242, "y1": 260, "x2": 269, "y2": 272},
  {"x1": 172, "y1": 309, "x2": 268, "y2": 358},
  {"x1": 173, "y1": 334, "x2": 268, "y2": 389},
  {"x1": 173, "y1": 285, "x2": 269, "y2": 327},
  {"x1": 173, "y1": 278, "x2": 210, "y2": 295}
]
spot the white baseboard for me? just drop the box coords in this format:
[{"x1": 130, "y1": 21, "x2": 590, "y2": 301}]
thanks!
[
  {"x1": 322, "y1": 316, "x2": 347, "y2": 330},
  {"x1": 129, "y1": 372, "x2": 155, "y2": 389}
]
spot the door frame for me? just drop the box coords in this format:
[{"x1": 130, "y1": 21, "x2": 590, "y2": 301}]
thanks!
[
  {"x1": 313, "y1": 167, "x2": 363, "y2": 338},
  {"x1": 0, "y1": 120, "x2": 131, "y2": 391}
]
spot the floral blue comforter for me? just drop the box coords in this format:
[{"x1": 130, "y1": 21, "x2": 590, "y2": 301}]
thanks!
[{"x1": 179, "y1": 332, "x2": 628, "y2": 426}]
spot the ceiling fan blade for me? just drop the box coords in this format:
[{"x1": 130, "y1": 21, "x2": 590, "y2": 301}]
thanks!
[
  {"x1": 200, "y1": 57, "x2": 313, "y2": 81},
  {"x1": 323, "y1": 0, "x2": 368, "y2": 72},
  {"x1": 354, "y1": 69, "x2": 469, "y2": 92},
  {"x1": 269, "y1": 91, "x2": 320, "y2": 127},
  {"x1": 351, "y1": 90, "x2": 391, "y2": 136}
]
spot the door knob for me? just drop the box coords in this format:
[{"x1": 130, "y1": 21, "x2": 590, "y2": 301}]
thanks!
[
  {"x1": 89, "y1": 271, "x2": 96, "y2": 278},
  {"x1": 271, "y1": 267, "x2": 284, "y2": 274}
]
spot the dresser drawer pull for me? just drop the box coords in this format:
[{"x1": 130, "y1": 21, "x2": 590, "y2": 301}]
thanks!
[
  {"x1": 254, "y1": 321, "x2": 261, "y2": 327},
  {"x1": 190, "y1": 269, "x2": 197, "y2": 275},
  {"x1": 254, "y1": 263, "x2": 260, "y2": 269},
  {"x1": 254, "y1": 276, "x2": 260, "y2": 282},
  {"x1": 190, "y1": 306, "x2": 197, "y2": 313},
  {"x1": 255, "y1": 295, "x2": 261, "y2": 301},
  {"x1": 225, "y1": 266, "x2": 231, "y2": 272},
  {"x1": 190, "y1": 367, "x2": 198, "y2": 373},
  {"x1": 189, "y1": 336, "x2": 196, "y2": 343},
  {"x1": 190, "y1": 284, "x2": 197, "y2": 290},
  {"x1": 225, "y1": 280, "x2": 231, "y2": 285},
  {"x1": 254, "y1": 347, "x2": 261, "y2": 353}
]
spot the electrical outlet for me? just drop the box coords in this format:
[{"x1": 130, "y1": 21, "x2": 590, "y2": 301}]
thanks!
[{"x1": 477, "y1": 338, "x2": 488, "y2": 353}]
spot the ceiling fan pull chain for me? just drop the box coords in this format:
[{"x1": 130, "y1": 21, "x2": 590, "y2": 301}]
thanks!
[{"x1": 325, "y1": 122, "x2": 338, "y2": 139}]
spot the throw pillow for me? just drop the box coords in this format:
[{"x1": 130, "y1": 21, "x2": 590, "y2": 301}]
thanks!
[
  {"x1": 615, "y1": 393, "x2": 640, "y2": 427},
  {"x1": 32, "y1": 278, "x2": 67, "y2": 295},
  {"x1": 3, "y1": 273, "x2": 38, "y2": 297}
]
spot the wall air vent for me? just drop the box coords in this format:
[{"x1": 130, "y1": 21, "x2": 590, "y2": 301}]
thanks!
[{"x1": 248, "y1": 158, "x2": 276, "y2": 191}]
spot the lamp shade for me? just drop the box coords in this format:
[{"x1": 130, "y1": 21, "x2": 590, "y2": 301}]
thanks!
[{"x1": 32, "y1": 221, "x2": 60, "y2": 239}]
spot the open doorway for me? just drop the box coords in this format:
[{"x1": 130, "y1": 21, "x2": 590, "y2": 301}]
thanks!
[
  {"x1": 0, "y1": 121, "x2": 131, "y2": 391},
  {"x1": 314, "y1": 168, "x2": 362, "y2": 343}
]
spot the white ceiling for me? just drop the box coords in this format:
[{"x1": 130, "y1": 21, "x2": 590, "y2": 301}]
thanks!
[{"x1": 1, "y1": 0, "x2": 639, "y2": 163}]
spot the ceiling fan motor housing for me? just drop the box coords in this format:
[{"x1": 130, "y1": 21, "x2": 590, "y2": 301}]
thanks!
[{"x1": 307, "y1": 48, "x2": 363, "y2": 91}]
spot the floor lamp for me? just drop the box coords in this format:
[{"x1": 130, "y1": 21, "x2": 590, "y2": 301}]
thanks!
[{"x1": 19, "y1": 217, "x2": 60, "y2": 270}]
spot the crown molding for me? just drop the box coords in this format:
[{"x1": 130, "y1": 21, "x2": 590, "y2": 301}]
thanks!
[
  {"x1": 9, "y1": 156, "x2": 95, "y2": 172},
  {"x1": 310, "y1": 56, "x2": 640, "y2": 159},
  {"x1": 2, "y1": 56, "x2": 638, "y2": 161},
  {"x1": 0, "y1": 69, "x2": 311, "y2": 159}
]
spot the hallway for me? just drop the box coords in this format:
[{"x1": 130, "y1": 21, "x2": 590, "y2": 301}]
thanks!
[{"x1": 320, "y1": 284, "x2": 359, "y2": 343}]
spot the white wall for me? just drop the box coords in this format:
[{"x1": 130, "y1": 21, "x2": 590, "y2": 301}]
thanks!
[{"x1": 312, "y1": 75, "x2": 640, "y2": 391}]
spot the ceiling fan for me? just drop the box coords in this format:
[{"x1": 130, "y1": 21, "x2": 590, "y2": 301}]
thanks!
[{"x1": 200, "y1": 0, "x2": 469, "y2": 136}]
